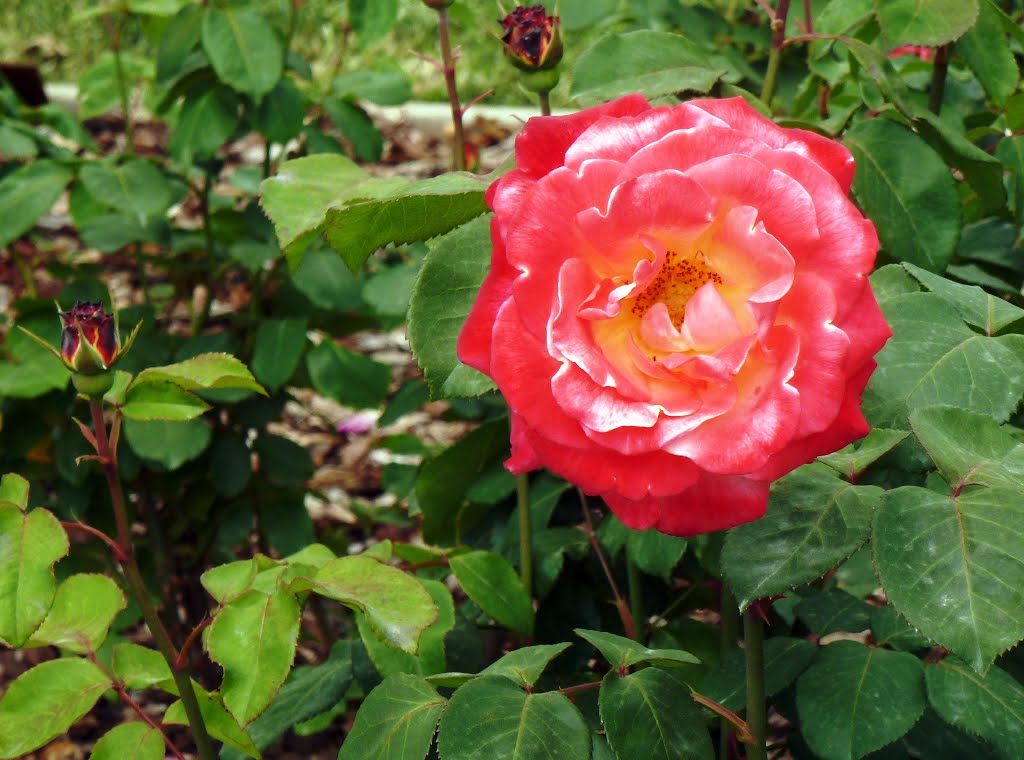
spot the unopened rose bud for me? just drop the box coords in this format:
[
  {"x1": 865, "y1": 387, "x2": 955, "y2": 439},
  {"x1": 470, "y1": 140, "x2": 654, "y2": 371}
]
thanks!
[
  {"x1": 60, "y1": 301, "x2": 118, "y2": 375},
  {"x1": 499, "y1": 5, "x2": 562, "y2": 72}
]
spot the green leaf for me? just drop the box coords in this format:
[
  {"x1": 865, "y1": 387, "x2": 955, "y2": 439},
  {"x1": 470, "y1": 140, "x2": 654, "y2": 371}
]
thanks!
[
  {"x1": 165, "y1": 686, "x2": 260, "y2": 758},
  {"x1": 306, "y1": 341, "x2": 391, "y2": 409},
  {"x1": 577, "y1": 628, "x2": 700, "y2": 669},
  {"x1": 156, "y1": 4, "x2": 203, "y2": 83},
  {"x1": 307, "y1": 556, "x2": 437, "y2": 654},
  {"x1": 699, "y1": 637, "x2": 817, "y2": 712},
  {"x1": 571, "y1": 30, "x2": 729, "y2": 105},
  {"x1": 862, "y1": 293, "x2": 1024, "y2": 427},
  {"x1": 0, "y1": 159, "x2": 73, "y2": 248},
  {"x1": 845, "y1": 118, "x2": 960, "y2": 272},
  {"x1": 478, "y1": 643, "x2": 572, "y2": 688},
  {"x1": 913, "y1": 110, "x2": 1006, "y2": 215},
  {"x1": 408, "y1": 214, "x2": 497, "y2": 399},
  {"x1": 123, "y1": 418, "x2": 212, "y2": 469},
  {"x1": 874, "y1": 482, "x2": 1024, "y2": 670},
  {"x1": 626, "y1": 529, "x2": 688, "y2": 582},
  {"x1": 222, "y1": 641, "x2": 353, "y2": 759},
  {"x1": 0, "y1": 658, "x2": 111, "y2": 758},
  {"x1": 794, "y1": 588, "x2": 873, "y2": 637},
  {"x1": 133, "y1": 353, "x2": 265, "y2": 395},
  {"x1": 722, "y1": 464, "x2": 882, "y2": 609},
  {"x1": 290, "y1": 245, "x2": 364, "y2": 309},
  {"x1": 902, "y1": 263, "x2": 1024, "y2": 335},
  {"x1": 439, "y1": 676, "x2": 590, "y2": 759},
  {"x1": 260, "y1": 155, "x2": 405, "y2": 260},
  {"x1": 871, "y1": 604, "x2": 934, "y2": 651},
  {"x1": 0, "y1": 505, "x2": 69, "y2": 646},
  {"x1": 817, "y1": 428, "x2": 910, "y2": 478},
  {"x1": 324, "y1": 98, "x2": 383, "y2": 163},
  {"x1": 253, "y1": 434, "x2": 313, "y2": 486},
  {"x1": 996, "y1": 135, "x2": 1024, "y2": 221},
  {"x1": 877, "y1": 0, "x2": 980, "y2": 46},
  {"x1": 79, "y1": 159, "x2": 174, "y2": 225},
  {"x1": 926, "y1": 657, "x2": 1024, "y2": 758},
  {"x1": 599, "y1": 667, "x2": 714, "y2": 760},
  {"x1": 90, "y1": 721, "x2": 164, "y2": 760},
  {"x1": 910, "y1": 406, "x2": 1024, "y2": 490},
  {"x1": 169, "y1": 84, "x2": 240, "y2": 161},
  {"x1": 112, "y1": 642, "x2": 174, "y2": 691},
  {"x1": 323, "y1": 172, "x2": 489, "y2": 273},
  {"x1": 356, "y1": 579, "x2": 455, "y2": 678},
  {"x1": 0, "y1": 473, "x2": 29, "y2": 509},
  {"x1": 206, "y1": 588, "x2": 301, "y2": 726},
  {"x1": 29, "y1": 573, "x2": 125, "y2": 654},
  {"x1": 201, "y1": 6, "x2": 282, "y2": 98},
  {"x1": 349, "y1": 0, "x2": 399, "y2": 42},
  {"x1": 333, "y1": 68, "x2": 411, "y2": 105},
  {"x1": 339, "y1": 673, "x2": 445, "y2": 760},
  {"x1": 449, "y1": 551, "x2": 534, "y2": 636},
  {"x1": 250, "y1": 77, "x2": 306, "y2": 145},
  {"x1": 208, "y1": 432, "x2": 252, "y2": 498},
  {"x1": 202, "y1": 558, "x2": 261, "y2": 605},
  {"x1": 797, "y1": 641, "x2": 925, "y2": 760},
  {"x1": 121, "y1": 382, "x2": 210, "y2": 421}
]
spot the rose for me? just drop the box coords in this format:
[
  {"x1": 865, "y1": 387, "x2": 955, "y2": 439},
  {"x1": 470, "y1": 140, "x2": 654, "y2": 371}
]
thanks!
[{"x1": 457, "y1": 95, "x2": 891, "y2": 536}]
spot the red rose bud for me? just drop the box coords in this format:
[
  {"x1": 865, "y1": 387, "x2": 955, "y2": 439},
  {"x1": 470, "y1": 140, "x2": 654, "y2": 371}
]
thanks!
[
  {"x1": 59, "y1": 301, "x2": 120, "y2": 374},
  {"x1": 499, "y1": 5, "x2": 562, "y2": 71}
]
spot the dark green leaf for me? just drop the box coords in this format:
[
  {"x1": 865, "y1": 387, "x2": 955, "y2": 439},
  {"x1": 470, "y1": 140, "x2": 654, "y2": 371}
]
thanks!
[
  {"x1": 0, "y1": 159, "x2": 73, "y2": 248},
  {"x1": 438, "y1": 676, "x2": 590, "y2": 760},
  {"x1": 251, "y1": 318, "x2": 307, "y2": 393},
  {"x1": 626, "y1": 529, "x2": 687, "y2": 582},
  {"x1": 877, "y1": 0, "x2": 980, "y2": 46},
  {"x1": 723, "y1": 464, "x2": 882, "y2": 609},
  {"x1": 250, "y1": 77, "x2": 306, "y2": 144},
  {"x1": 600, "y1": 667, "x2": 713, "y2": 760},
  {"x1": 845, "y1": 119, "x2": 960, "y2": 272},
  {"x1": 201, "y1": 6, "x2": 282, "y2": 98},
  {"x1": 333, "y1": 68, "x2": 411, "y2": 105},
  {"x1": 339, "y1": 673, "x2": 445, "y2": 760},
  {"x1": 156, "y1": 4, "x2": 204, "y2": 83},
  {"x1": 169, "y1": 84, "x2": 240, "y2": 161},
  {"x1": 450, "y1": 551, "x2": 534, "y2": 636},
  {"x1": 349, "y1": 0, "x2": 399, "y2": 43},
  {"x1": 817, "y1": 428, "x2": 910, "y2": 478},
  {"x1": 79, "y1": 159, "x2": 173, "y2": 225},
  {"x1": 903, "y1": 263, "x2": 1024, "y2": 334},
  {"x1": 123, "y1": 418, "x2": 212, "y2": 469},
  {"x1": 577, "y1": 628, "x2": 700, "y2": 669},
  {"x1": 478, "y1": 643, "x2": 572, "y2": 687},
  {"x1": 699, "y1": 637, "x2": 817, "y2": 712},
  {"x1": 290, "y1": 246, "x2": 364, "y2": 309},
  {"x1": 957, "y1": 0, "x2": 1017, "y2": 105},
  {"x1": 871, "y1": 604, "x2": 934, "y2": 651},
  {"x1": 324, "y1": 98, "x2": 383, "y2": 163},
  {"x1": 794, "y1": 588, "x2": 873, "y2": 637},
  {"x1": 306, "y1": 341, "x2": 391, "y2": 410}
]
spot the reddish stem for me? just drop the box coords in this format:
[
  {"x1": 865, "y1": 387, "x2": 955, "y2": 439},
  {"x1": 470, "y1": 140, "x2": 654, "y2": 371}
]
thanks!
[
  {"x1": 558, "y1": 679, "x2": 602, "y2": 700},
  {"x1": 175, "y1": 616, "x2": 212, "y2": 671},
  {"x1": 61, "y1": 520, "x2": 126, "y2": 563},
  {"x1": 578, "y1": 490, "x2": 636, "y2": 640},
  {"x1": 436, "y1": 7, "x2": 466, "y2": 171}
]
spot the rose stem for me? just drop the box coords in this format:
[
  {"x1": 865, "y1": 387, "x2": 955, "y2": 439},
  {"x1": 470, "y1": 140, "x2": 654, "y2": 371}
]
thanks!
[
  {"x1": 744, "y1": 606, "x2": 769, "y2": 760},
  {"x1": 625, "y1": 545, "x2": 645, "y2": 642},
  {"x1": 803, "y1": 0, "x2": 813, "y2": 33},
  {"x1": 436, "y1": 7, "x2": 466, "y2": 171},
  {"x1": 517, "y1": 474, "x2": 533, "y2": 599},
  {"x1": 578, "y1": 489, "x2": 636, "y2": 639},
  {"x1": 760, "y1": 0, "x2": 792, "y2": 106},
  {"x1": 106, "y1": 11, "x2": 135, "y2": 156},
  {"x1": 88, "y1": 398, "x2": 217, "y2": 760},
  {"x1": 719, "y1": 584, "x2": 740, "y2": 758},
  {"x1": 929, "y1": 44, "x2": 950, "y2": 115},
  {"x1": 538, "y1": 90, "x2": 551, "y2": 117}
]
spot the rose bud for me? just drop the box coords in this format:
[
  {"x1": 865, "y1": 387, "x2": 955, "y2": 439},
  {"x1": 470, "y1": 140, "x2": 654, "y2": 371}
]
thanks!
[
  {"x1": 59, "y1": 301, "x2": 119, "y2": 375},
  {"x1": 458, "y1": 95, "x2": 891, "y2": 537},
  {"x1": 499, "y1": 5, "x2": 563, "y2": 72}
]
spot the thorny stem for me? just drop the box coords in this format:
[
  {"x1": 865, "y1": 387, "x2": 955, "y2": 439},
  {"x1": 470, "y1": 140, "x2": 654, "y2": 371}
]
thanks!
[
  {"x1": 578, "y1": 490, "x2": 636, "y2": 640},
  {"x1": 175, "y1": 616, "x2": 212, "y2": 671},
  {"x1": 61, "y1": 520, "x2": 125, "y2": 562},
  {"x1": 517, "y1": 474, "x2": 534, "y2": 598},
  {"x1": 760, "y1": 0, "x2": 792, "y2": 105},
  {"x1": 744, "y1": 606, "x2": 769, "y2": 760},
  {"x1": 625, "y1": 544, "x2": 645, "y2": 642},
  {"x1": 719, "y1": 584, "x2": 740, "y2": 759},
  {"x1": 929, "y1": 44, "x2": 950, "y2": 115},
  {"x1": 436, "y1": 7, "x2": 466, "y2": 171},
  {"x1": 538, "y1": 90, "x2": 552, "y2": 116},
  {"x1": 86, "y1": 648, "x2": 186, "y2": 760},
  {"x1": 87, "y1": 398, "x2": 216, "y2": 760}
]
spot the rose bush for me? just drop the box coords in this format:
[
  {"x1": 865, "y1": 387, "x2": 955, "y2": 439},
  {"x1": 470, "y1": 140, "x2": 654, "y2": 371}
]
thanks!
[{"x1": 458, "y1": 95, "x2": 891, "y2": 536}]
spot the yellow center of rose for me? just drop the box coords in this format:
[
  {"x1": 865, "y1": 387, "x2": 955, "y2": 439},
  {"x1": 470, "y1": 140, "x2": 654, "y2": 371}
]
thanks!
[{"x1": 630, "y1": 249, "x2": 722, "y2": 328}]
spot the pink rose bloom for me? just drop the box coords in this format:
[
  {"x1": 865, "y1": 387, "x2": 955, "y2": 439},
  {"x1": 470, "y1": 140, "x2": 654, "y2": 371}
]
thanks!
[{"x1": 458, "y1": 95, "x2": 891, "y2": 536}]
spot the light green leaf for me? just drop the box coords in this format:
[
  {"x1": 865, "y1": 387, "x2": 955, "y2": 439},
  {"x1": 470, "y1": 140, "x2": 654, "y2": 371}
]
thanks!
[
  {"x1": 323, "y1": 172, "x2": 489, "y2": 273},
  {"x1": 201, "y1": 558, "x2": 262, "y2": 606},
  {"x1": 339, "y1": 673, "x2": 445, "y2": 760},
  {"x1": 0, "y1": 658, "x2": 110, "y2": 759},
  {"x1": 0, "y1": 505, "x2": 69, "y2": 646},
  {"x1": 79, "y1": 159, "x2": 173, "y2": 225},
  {"x1": 201, "y1": 6, "x2": 282, "y2": 98},
  {"x1": 722, "y1": 464, "x2": 882, "y2": 609},
  {"x1": 571, "y1": 30, "x2": 729, "y2": 104},
  {"x1": 877, "y1": 0, "x2": 980, "y2": 46},
  {"x1": 600, "y1": 667, "x2": 714, "y2": 760},
  {"x1": 845, "y1": 119, "x2": 960, "y2": 272},
  {"x1": 306, "y1": 556, "x2": 437, "y2": 654},
  {"x1": 479, "y1": 643, "x2": 572, "y2": 688},
  {"x1": 29, "y1": 573, "x2": 125, "y2": 654},
  {"x1": 132, "y1": 353, "x2": 265, "y2": 395},
  {"x1": 438, "y1": 676, "x2": 590, "y2": 760},
  {"x1": 408, "y1": 214, "x2": 497, "y2": 399},
  {"x1": 874, "y1": 482, "x2": 1024, "y2": 670},
  {"x1": 121, "y1": 382, "x2": 210, "y2": 421},
  {"x1": 925, "y1": 657, "x2": 1024, "y2": 759},
  {"x1": 165, "y1": 686, "x2": 261, "y2": 758},
  {"x1": 577, "y1": 628, "x2": 700, "y2": 669},
  {"x1": 449, "y1": 551, "x2": 534, "y2": 636},
  {"x1": 90, "y1": 721, "x2": 164, "y2": 760},
  {"x1": 0, "y1": 473, "x2": 29, "y2": 509},
  {"x1": 169, "y1": 84, "x2": 240, "y2": 161},
  {"x1": 796, "y1": 641, "x2": 925, "y2": 760},
  {"x1": 206, "y1": 588, "x2": 301, "y2": 726},
  {"x1": 112, "y1": 642, "x2": 175, "y2": 691},
  {"x1": 0, "y1": 159, "x2": 73, "y2": 248},
  {"x1": 251, "y1": 318, "x2": 307, "y2": 393},
  {"x1": 902, "y1": 263, "x2": 1024, "y2": 335},
  {"x1": 862, "y1": 293, "x2": 1024, "y2": 427}
]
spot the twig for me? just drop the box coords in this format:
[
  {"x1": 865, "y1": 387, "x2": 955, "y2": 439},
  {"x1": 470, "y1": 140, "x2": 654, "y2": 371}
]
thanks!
[{"x1": 578, "y1": 490, "x2": 635, "y2": 640}]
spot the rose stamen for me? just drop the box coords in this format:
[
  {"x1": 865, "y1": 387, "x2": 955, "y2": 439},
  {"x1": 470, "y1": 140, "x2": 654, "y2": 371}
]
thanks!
[{"x1": 630, "y1": 249, "x2": 722, "y2": 328}]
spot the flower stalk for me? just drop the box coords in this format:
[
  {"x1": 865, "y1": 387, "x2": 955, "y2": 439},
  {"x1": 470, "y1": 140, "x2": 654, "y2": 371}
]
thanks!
[
  {"x1": 436, "y1": 7, "x2": 466, "y2": 171},
  {"x1": 517, "y1": 473, "x2": 534, "y2": 598},
  {"x1": 760, "y1": 0, "x2": 792, "y2": 105},
  {"x1": 720, "y1": 584, "x2": 740, "y2": 757},
  {"x1": 744, "y1": 605, "x2": 769, "y2": 760}
]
